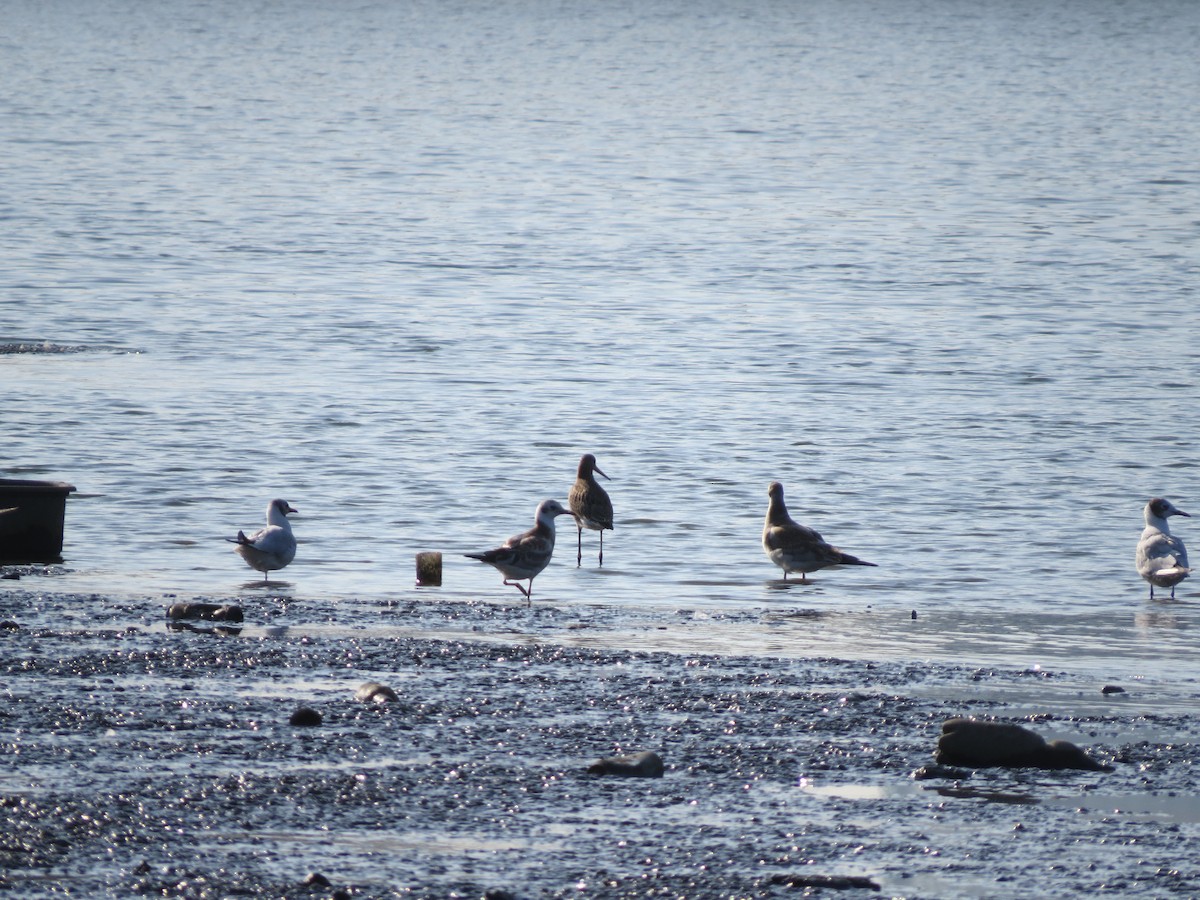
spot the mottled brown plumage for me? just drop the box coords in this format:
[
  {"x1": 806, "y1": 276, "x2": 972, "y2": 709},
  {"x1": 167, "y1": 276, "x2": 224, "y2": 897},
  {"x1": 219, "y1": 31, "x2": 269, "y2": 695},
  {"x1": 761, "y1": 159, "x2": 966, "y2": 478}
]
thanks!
[
  {"x1": 568, "y1": 453, "x2": 613, "y2": 567},
  {"x1": 762, "y1": 481, "x2": 875, "y2": 581},
  {"x1": 465, "y1": 499, "x2": 572, "y2": 602}
]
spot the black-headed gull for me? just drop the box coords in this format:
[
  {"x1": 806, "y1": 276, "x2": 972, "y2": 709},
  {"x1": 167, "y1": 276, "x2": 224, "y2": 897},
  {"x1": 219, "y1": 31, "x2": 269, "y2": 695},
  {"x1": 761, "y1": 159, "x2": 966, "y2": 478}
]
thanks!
[
  {"x1": 465, "y1": 499, "x2": 571, "y2": 602},
  {"x1": 568, "y1": 453, "x2": 613, "y2": 567},
  {"x1": 227, "y1": 498, "x2": 297, "y2": 582},
  {"x1": 762, "y1": 481, "x2": 876, "y2": 581},
  {"x1": 1136, "y1": 497, "x2": 1190, "y2": 599}
]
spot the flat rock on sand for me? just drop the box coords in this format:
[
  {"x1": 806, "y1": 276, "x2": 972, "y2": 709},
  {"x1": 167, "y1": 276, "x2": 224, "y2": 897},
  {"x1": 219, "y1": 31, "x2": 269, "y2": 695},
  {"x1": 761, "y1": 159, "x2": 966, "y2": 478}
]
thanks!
[
  {"x1": 166, "y1": 602, "x2": 244, "y2": 623},
  {"x1": 587, "y1": 750, "x2": 665, "y2": 778},
  {"x1": 935, "y1": 717, "x2": 1113, "y2": 771}
]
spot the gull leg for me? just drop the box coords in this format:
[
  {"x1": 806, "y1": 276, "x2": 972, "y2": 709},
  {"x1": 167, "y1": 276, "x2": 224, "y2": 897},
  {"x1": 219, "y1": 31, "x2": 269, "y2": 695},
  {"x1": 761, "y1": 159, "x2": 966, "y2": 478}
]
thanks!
[
  {"x1": 598, "y1": 530, "x2": 604, "y2": 568},
  {"x1": 504, "y1": 579, "x2": 531, "y2": 602},
  {"x1": 577, "y1": 525, "x2": 582, "y2": 567}
]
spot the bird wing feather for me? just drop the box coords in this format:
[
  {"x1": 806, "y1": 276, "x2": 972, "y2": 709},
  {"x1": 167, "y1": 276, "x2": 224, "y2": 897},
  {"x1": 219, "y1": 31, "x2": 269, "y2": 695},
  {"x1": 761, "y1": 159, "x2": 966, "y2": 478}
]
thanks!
[{"x1": 1138, "y1": 530, "x2": 1188, "y2": 574}]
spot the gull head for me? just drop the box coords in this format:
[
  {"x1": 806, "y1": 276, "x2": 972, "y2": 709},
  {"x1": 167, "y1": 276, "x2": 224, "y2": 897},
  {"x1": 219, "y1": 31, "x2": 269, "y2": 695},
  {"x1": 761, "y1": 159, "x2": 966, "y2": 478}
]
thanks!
[
  {"x1": 1148, "y1": 497, "x2": 1190, "y2": 521},
  {"x1": 536, "y1": 499, "x2": 572, "y2": 524},
  {"x1": 266, "y1": 499, "x2": 298, "y2": 527},
  {"x1": 271, "y1": 499, "x2": 298, "y2": 517}
]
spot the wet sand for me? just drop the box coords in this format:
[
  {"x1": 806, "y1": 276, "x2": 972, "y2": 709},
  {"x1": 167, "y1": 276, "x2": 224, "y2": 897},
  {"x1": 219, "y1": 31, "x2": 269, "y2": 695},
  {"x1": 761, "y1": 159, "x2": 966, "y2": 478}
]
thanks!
[{"x1": 2, "y1": 586, "x2": 1199, "y2": 898}]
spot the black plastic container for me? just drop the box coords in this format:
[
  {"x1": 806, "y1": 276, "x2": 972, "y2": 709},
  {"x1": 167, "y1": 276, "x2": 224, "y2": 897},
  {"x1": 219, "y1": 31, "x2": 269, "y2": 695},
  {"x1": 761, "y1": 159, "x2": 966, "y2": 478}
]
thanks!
[{"x1": 0, "y1": 479, "x2": 77, "y2": 563}]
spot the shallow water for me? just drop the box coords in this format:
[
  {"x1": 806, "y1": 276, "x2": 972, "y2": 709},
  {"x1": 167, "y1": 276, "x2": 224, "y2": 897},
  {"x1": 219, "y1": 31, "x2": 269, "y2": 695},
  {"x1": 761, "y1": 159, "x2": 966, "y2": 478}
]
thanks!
[{"x1": 4, "y1": 0, "x2": 1200, "y2": 674}]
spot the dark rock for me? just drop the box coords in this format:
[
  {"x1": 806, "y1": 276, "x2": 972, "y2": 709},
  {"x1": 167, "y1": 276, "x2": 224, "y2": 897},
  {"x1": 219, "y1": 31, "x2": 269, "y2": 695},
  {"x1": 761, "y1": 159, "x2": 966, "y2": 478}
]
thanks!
[
  {"x1": 935, "y1": 717, "x2": 1113, "y2": 772},
  {"x1": 1101, "y1": 685, "x2": 1126, "y2": 695},
  {"x1": 484, "y1": 890, "x2": 518, "y2": 900},
  {"x1": 587, "y1": 750, "x2": 664, "y2": 778},
  {"x1": 768, "y1": 873, "x2": 880, "y2": 890},
  {"x1": 289, "y1": 707, "x2": 323, "y2": 727},
  {"x1": 354, "y1": 681, "x2": 399, "y2": 703},
  {"x1": 167, "y1": 602, "x2": 244, "y2": 623},
  {"x1": 911, "y1": 764, "x2": 971, "y2": 780},
  {"x1": 303, "y1": 872, "x2": 331, "y2": 887},
  {"x1": 2, "y1": 572, "x2": 19, "y2": 580},
  {"x1": 0, "y1": 620, "x2": 20, "y2": 630}
]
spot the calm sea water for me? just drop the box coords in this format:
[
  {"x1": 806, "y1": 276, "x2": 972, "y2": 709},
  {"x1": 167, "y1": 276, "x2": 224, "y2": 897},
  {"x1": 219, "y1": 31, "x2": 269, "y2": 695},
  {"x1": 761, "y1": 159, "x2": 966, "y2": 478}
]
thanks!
[{"x1": 3, "y1": 0, "x2": 1199, "y2": 678}]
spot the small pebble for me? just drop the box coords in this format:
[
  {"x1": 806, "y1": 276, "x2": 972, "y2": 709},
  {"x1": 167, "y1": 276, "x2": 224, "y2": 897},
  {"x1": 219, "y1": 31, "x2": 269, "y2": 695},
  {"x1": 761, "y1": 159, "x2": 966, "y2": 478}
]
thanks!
[
  {"x1": 911, "y1": 764, "x2": 971, "y2": 781},
  {"x1": 587, "y1": 750, "x2": 664, "y2": 778},
  {"x1": 355, "y1": 682, "x2": 399, "y2": 703},
  {"x1": 167, "y1": 602, "x2": 244, "y2": 623}
]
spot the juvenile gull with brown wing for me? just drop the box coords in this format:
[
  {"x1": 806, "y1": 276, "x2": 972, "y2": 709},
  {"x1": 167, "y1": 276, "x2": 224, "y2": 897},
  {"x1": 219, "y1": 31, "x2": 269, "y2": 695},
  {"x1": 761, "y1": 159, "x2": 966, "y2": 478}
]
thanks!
[
  {"x1": 466, "y1": 499, "x2": 572, "y2": 602},
  {"x1": 762, "y1": 482, "x2": 875, "y2": 581}
]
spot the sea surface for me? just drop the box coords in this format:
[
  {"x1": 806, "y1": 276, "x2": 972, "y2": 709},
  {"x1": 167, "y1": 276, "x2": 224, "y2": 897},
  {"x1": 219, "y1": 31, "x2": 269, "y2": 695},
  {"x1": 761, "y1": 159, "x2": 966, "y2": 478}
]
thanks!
[{"x1": 4, "y1": 0, "x2": 1200, "y2": 683}]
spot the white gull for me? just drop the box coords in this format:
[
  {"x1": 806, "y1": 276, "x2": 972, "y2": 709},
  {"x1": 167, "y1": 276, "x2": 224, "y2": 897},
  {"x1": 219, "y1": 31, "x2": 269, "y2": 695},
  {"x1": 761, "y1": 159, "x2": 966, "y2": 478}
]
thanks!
[
  {"x1": 227, "y1": 498, "x2": 297, "y2": 582},
  {"x1": 1136, "y1": 497, "x2": 1190, "y2": 599}
]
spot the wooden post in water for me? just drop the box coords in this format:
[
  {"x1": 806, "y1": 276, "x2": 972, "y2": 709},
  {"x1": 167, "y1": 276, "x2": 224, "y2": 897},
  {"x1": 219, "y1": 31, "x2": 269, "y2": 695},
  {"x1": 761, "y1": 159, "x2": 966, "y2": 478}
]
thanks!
[{"x1": 416, "y1": 551, "x2": 442, "y2": 586}]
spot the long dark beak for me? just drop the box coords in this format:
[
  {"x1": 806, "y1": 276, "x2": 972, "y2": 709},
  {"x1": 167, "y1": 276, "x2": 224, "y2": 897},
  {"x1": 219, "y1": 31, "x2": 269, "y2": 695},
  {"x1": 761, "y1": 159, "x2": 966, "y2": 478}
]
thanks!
[
  {"x1": 1177, "y1": 509, "x2": 1191, "y2": 517},
  {"x1": 594, "y1": 466, "x2": 610, "y2": 481}
]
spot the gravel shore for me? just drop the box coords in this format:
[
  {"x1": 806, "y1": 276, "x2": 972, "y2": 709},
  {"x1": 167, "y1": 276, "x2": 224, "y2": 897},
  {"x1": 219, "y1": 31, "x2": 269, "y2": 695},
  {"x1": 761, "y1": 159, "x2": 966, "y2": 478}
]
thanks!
[{"x1": 2, "y1": 588, "x2": 1198, "y2": 898}]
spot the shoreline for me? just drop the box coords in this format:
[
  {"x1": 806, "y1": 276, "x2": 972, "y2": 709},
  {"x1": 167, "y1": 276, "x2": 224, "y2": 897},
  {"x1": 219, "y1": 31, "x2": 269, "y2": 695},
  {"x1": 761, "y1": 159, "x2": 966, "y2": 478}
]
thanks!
[{"x1": 3, "y1": 587, "x2": 1199, "y2": 897}]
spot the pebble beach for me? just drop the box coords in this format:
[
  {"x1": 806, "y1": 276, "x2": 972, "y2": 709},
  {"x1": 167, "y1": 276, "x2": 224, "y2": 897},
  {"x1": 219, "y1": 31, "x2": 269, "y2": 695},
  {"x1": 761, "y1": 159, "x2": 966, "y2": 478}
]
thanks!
[{"x1": 2, "y1": 585, "x2": 1198, "y2": 898}]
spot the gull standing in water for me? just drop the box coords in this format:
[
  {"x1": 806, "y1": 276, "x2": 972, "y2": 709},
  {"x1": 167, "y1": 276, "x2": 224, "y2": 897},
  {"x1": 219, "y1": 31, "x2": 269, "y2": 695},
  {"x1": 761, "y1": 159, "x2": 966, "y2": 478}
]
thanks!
[
  {"x1": 465, "y1": 499, "x2": 572, "y2": 602},
  {"x1": 568, "y1": 453, "x2": 613, "y2": 567},
  {"x1": 1136, "y1": 497, "x2": 1191, "y2": 599},
  {"x1": 227, "y1": 498, "x2": 298, "y2": 583},
  {"x1": 762, "y1": 481, "x2": 876, "y2": 581}
]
